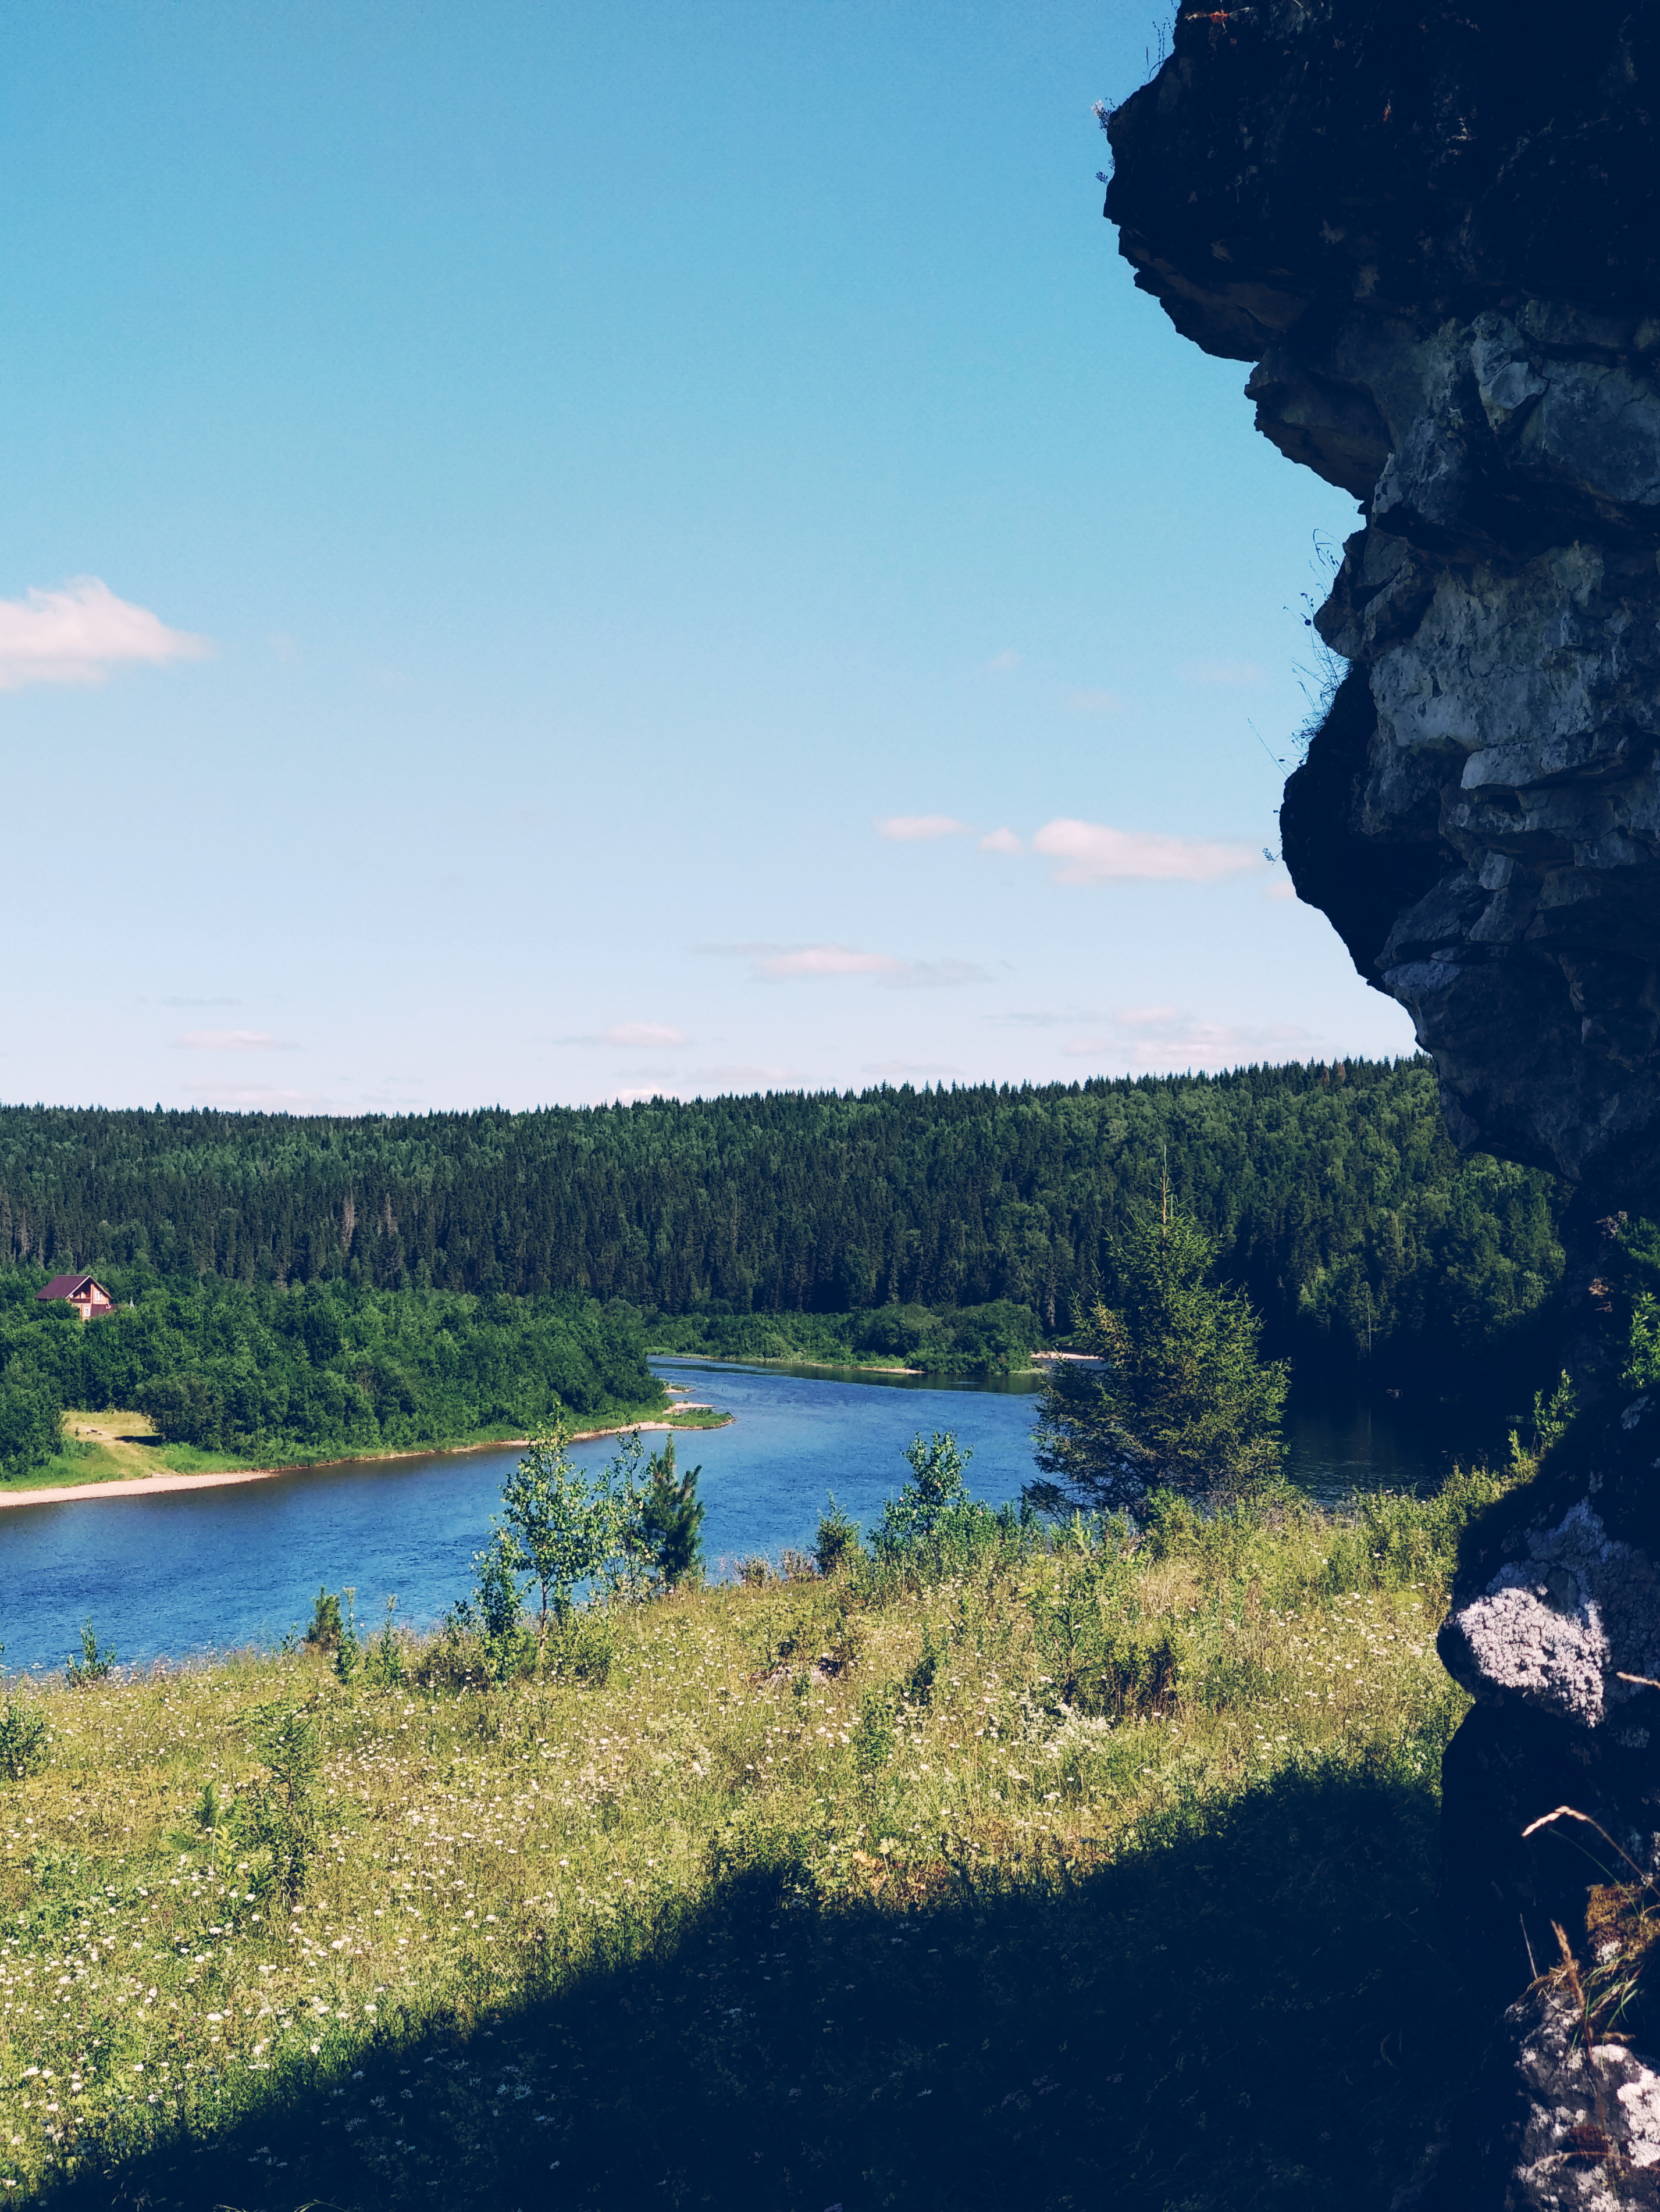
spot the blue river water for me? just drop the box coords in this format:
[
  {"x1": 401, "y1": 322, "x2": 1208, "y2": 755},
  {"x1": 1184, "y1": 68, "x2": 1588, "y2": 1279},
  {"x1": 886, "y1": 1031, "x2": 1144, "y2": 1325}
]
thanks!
[{"x1": 0, "y1": 1357, "x2": 1495, "y2": 1674}]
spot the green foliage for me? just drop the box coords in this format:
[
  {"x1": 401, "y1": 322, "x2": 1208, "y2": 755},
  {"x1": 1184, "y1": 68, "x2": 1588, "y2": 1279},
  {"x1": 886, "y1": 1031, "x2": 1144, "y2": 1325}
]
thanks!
[
  {"x1": 63, "y1": 1619, "x2": 116, "y2": 1688},
  {"x1": 238, "y1": 1698, "x2": 322, "y2": 1901},
  {"x1": 0, "y1": 1058, "x2": 1566, "y2": 1393},
  {"x1": 1031, "y1": 1209, "x2": 1289, "y2": 1511},
  {"x1": 367, "y1": 1598, "x2": 406, "y2": 1688},
  {"x1": 0, "y1": 1448, "x2": 1531, "y2": 2212},
  {"x1": 0, "y1": 1274, "x2": 661, "y2": 1474},
  {"x1": 499, "y1": 1423, "x2": 628, "y2": 1659},
  {"x1": 0, "y1": 1690, "x2": 48, "y2": 1781},
  {"x1": 0, "y1": 1374, "x2": 61, "y2": 1479},
  {"x1": 1509, "y1": 1371, "x2": 1577, "y2": 1472},
  {"x1": 637, "y1": 1436, "x2": 706, "y2": 1589},
  {"x1": 813, "y1": 1492, "x2": 863, "y2": 1578},
  {"x1": 875, "y1": 1430, "x2": 978, "y2": 1549},
  {"x1": 331, "y1": 1587, "x2": 362, "y2": 1686},
  {"x1": 303, "y1": 1587, "x2": 343, "y2": 1653},
  {"x1": 864, "y1": 1429, "x2": 1038, "y2": 1591}
]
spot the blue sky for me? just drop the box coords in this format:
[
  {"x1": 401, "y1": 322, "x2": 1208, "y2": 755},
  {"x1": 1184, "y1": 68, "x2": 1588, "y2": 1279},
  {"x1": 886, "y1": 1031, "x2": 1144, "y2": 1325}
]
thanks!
[{"x1": 2, "y1": 1, "x2": 1415, "y2": 1114}]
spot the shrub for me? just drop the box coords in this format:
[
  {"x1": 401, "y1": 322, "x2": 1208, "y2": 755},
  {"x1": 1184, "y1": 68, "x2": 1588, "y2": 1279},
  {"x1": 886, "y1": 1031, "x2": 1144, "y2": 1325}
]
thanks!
[
  {"x1": 239, "y1": 1698, "x2": 322, "y2": 1901},
  {"x1": 813, "y1": 1493, "x2": 863, "y2": 1578},
  {"x1": 303, "y1": 1587, "x2": 343, "y2": 1653},
  {"x1": 0, "y1": 1693, "x2": 47, "y2": 1780},
  {"x1": 64, "y1": 1619, "x2": 116, "y2": 1687}
]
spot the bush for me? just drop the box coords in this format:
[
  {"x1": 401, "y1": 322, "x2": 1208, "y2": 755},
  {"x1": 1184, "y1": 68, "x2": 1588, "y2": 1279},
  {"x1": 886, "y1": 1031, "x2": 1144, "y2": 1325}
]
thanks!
[
  {"x1": 239, "y1": 1699, "x2": 322, "y2": 1901},
  {"x1": 813, "y1": 1494, "x2": 863, "y2": 1578},
  {"x1": 0, "y1": 1693, "x2": 47, "y2": 1780},
  {"x1": 63, "y1": 1620, "x2": 116, "y2": 1687}
]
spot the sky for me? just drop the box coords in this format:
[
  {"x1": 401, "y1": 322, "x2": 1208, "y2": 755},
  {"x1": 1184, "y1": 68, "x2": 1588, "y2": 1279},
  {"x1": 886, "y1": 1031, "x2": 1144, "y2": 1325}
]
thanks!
[{"x1": 1, "y1": 1, "x2": 1416, "y2": 1116}]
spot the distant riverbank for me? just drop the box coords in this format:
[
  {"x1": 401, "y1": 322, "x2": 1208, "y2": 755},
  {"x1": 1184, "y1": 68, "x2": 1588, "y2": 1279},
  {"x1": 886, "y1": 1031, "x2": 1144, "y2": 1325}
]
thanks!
[{"x1": 0, "y1": 1404, "x2": 730, "y2": 1511}]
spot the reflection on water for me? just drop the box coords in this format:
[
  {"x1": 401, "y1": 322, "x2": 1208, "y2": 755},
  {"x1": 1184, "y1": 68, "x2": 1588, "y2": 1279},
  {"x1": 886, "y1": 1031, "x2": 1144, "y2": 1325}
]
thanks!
[
  {"x1": 1284, "y1": 1387, "x2": 1512, "y2": 1508},
  {"x1": 0, "y1": 1355, "x2": 1513, "y2": 1672}
]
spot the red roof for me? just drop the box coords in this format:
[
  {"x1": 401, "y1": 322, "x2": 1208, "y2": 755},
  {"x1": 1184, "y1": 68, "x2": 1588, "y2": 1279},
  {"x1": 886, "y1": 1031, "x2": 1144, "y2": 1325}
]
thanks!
[{"x1": 36, "y1": 1273, "x2": 110, "y2": 1303}]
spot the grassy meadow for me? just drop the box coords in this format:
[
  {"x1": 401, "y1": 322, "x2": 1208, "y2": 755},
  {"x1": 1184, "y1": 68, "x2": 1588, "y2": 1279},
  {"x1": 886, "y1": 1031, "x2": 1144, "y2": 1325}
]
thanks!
[{"x1": 0, "y1": 1469, "x2": 1517, "y2": 2212}]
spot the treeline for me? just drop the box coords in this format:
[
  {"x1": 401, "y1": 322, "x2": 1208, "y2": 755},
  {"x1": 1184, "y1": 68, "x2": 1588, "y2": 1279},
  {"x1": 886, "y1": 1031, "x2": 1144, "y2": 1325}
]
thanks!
[
  {"x1": 0, "y1": 1273, "x2": 662, "y2": 1477},
  {"x1": 646, "y1": 1301, "x2": 1043, "y2": 1374},
  {"x1": 0, "y1": 1059, "x2": 1566, "y2": 1387}
]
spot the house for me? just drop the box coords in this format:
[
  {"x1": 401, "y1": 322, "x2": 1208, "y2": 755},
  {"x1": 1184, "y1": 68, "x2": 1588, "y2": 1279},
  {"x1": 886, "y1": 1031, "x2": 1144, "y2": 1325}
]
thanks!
[{"x1": 35, "y1": 1272, "x2": 116, "y2": 1321}]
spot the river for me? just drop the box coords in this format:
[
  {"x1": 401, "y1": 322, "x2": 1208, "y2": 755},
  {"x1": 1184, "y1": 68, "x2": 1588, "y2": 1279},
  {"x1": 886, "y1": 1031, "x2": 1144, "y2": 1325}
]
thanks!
[{"x1": 0, "y1": 1358, "x2": 1506, "y2": 1674}]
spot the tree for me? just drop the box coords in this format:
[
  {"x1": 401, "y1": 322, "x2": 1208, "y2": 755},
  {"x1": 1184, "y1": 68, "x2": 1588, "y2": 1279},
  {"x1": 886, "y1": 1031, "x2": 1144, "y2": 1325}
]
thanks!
[
  {"x1": 636, "y1": 1436, "x2": 705, "y2": 1588},
  {"x1": 1028, "y1": 1209, "x2": 1288, "y2": 1512},
  {"x1": 498, "y1": 1422, "x2": 625, "y2": 1664},
  {"x1": 874, "y1": 1430, "x2": 977, "y2": 1552}
]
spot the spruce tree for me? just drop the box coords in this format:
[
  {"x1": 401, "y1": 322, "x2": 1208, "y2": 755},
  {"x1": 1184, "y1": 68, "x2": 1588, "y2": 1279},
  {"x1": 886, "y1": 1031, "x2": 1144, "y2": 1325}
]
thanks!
[
  {"x1": 1028, "y1": 1208, "x2": 1288, "y2": 1512},
  {"x1": 639, "y1": 1436, "x2": 706, "y2": 1589}
]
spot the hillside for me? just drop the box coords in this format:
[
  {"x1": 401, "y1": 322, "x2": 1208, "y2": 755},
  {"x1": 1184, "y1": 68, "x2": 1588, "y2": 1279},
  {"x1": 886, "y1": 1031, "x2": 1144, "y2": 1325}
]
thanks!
[{"x1": 0, "y1": 1061, "x2": 1566, "y2": 1390}]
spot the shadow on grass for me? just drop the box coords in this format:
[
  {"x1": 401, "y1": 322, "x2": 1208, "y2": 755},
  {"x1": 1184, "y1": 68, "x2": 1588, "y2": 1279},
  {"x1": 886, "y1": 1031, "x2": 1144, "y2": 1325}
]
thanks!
[{"x1": 43, "y1": 1765, "x2": 1487, "y2": 2212}]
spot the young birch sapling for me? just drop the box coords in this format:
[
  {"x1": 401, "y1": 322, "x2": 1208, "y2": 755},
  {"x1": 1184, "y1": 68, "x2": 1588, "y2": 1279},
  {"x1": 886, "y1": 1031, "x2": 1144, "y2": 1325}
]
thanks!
[{"x1": 499, "y1": 1422, "x2": 626, "y2": 1665}]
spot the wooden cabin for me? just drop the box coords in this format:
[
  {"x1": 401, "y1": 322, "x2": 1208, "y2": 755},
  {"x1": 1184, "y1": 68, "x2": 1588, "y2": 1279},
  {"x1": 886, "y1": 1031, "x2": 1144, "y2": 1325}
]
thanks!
[{"x1": 35, "y1": 1272, "x2": 115, "y2": 1321}]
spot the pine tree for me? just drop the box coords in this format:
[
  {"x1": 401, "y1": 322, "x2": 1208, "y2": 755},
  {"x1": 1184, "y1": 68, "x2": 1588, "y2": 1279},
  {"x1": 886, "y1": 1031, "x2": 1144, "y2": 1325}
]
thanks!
[
  {"x1": 1028, "y1": 1208, "x2": 1288, "y2": 1511},
  {"x1": 638, "y1": 1436, "x2": 706, "y2": 1589}
]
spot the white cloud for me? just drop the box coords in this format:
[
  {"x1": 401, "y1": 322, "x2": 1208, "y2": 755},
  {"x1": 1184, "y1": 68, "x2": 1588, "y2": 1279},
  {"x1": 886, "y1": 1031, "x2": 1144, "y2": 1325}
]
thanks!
[
  {"x1": 879, "y1": 959, "x2": 989, "y2": 990},
  {"x1": 986, "y1": 1006, "x2": 1107, "y2": 1028},
  {"x1": 0, "y1": 577, "x2": 209, "y2": 690},
  {"x1": 1062, "y1": 1008, "x2": 1313, "y2": 1071},
  {"x1": 184, "y1": 1083, "x2": 327, "y2": 1108},
  {"x1": 601, "y1": 1021, "x2": 689, "y2": 1047},
  {"x1": 1265, "y1": 880, "x2": 1298, "y2": 902},
  {"x1": 754, "y1": 946, "x2": 903, "y2": 980},
  {"x1": 862, "y1": 1059, "x2": 962, "y2": 1079},
  {"x1": 1182, "y1": 659, "x2": 1262, "y2": 687},
  {"x1": 178, "y1": 1029, "x2": 295, "y2": 1051},
  {"x1": 161, "y1": 995, "x2": 239, "y2": 1008},
  {"x1": 693, "y1": 1062, "x2": 803, "y2": 1089},
  {"x1": 1031, "y1": 818, "x2": 1261, "y2": 884},
  {"x1": 700, "y1": 941, "x2": 985, "y2": 989},
  {"x1": 877, "y1": 814, "x2": 967, "y2": 842},
  {"x1": 1062, "y1": 688, "x2": 1127, "y2": 714},
  {"x1": 981, "y1": 649, "x2": 1021, "y2": 672},
  {"x1": 979, "y1": 827, "x2": 1023, "y2": 854}
]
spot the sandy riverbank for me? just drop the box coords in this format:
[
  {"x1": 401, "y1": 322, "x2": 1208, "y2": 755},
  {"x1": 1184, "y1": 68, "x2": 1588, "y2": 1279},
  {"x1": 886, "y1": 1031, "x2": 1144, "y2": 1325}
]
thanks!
[{"x1": 0, "y1": 1410, "x2": 724, "y2": 1512}]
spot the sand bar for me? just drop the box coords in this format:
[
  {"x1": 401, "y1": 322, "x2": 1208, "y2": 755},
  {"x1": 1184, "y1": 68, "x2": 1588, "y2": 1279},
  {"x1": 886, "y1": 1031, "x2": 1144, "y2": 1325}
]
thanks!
[{"x1": 0, "y1": 1410, "x2": 720, "y2": 1512}]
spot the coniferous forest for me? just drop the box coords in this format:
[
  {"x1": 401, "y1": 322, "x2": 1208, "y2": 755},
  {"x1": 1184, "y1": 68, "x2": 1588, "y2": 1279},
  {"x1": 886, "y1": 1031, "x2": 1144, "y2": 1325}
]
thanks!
[{"x1": 0, "y1": 1058, "x2": 1564, "y2": 1394}]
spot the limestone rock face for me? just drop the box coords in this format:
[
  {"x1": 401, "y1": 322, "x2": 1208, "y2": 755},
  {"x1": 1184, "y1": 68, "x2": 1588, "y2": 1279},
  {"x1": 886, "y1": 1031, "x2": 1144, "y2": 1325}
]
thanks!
[
  {"x1": 1106, "y1": 0, "x2": 1660, "y2": 1191},
  {"x1": 1106, "y1": 5, "x2": 1660, "y2": 2191}
]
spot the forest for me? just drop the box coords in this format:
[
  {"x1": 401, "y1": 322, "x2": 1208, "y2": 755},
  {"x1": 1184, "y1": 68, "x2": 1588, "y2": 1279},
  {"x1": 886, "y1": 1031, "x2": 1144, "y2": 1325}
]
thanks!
[
  {"x1": 0, "y1": 1275, "x2": 662, "y2": 1478},
  {"x1": 0, "y1": 1059, "x2": 1566, "y2": 1392}
]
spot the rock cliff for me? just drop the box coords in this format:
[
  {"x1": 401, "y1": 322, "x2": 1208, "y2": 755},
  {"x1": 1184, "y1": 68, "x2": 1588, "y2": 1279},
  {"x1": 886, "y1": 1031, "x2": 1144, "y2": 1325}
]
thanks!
[
  {"x1": 1106, "y1": 5, "x2": 1660, "y2": 2199},
  {"x1": 1107, "y1": 0, "x2": 1660, "y2": 1193}
]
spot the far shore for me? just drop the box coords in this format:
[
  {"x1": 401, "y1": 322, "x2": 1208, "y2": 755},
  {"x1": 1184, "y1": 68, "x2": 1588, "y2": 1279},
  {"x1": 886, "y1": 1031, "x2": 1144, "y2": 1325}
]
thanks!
[{"x1": 0, "y1": 1408, "x2": 729, "y2": 1513}]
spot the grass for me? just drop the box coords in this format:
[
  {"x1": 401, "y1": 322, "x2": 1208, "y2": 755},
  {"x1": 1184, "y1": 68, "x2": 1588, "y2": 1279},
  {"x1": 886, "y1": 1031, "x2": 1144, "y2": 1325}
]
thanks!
[
  {"x1": 0, "y1": 1464, "x2": 1523, "y2": 2210},
  {"x1": 0, "y1": 1404, "x2": 726, "y2": 1496}
]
